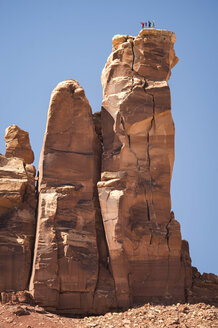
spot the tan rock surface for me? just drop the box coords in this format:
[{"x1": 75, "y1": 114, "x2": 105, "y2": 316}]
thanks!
[
  {"x1": 5, "y1": 125, "x2": 34, "y2": 164},
  {"x1": 0, "y1": 135, "x2": 36, "y2": 292},
  {"x1": 30, "y1": 80, "x2": 116, "y2": 314},
  {"x1": 98, "y1": 29, "x2": 191, "y2": 307}
]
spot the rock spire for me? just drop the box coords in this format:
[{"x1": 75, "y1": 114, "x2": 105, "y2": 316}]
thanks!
[{"x1": 0, "y1": 30, "x2": 217, "y2": 313}]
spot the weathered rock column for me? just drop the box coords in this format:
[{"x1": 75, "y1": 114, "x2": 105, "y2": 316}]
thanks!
[
  {"x1": 98, "y1": 29, "x2": 192, "y2": 306},
  {"x1": 0, "y1": 126, "x2": 36, "y2": 292},
  {"x1": 29, "y1": 80, "x2": 116, "y2": 313}
]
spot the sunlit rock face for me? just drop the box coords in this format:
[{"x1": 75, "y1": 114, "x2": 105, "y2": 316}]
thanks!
[
  {"x1": 98, "y1": 29, "x2": 192, "y2": 307},
  {"x1": 5, "y1": 124, "x2": 34, "y2": 164},
  {"x1": 0, "y1": 126, "x2": 36, "y2": 292},
  {"x1": 29, "y1": 80, "x2": 116, "y2": 314}
]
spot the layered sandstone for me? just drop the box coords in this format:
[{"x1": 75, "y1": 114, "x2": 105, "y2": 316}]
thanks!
[
  {"x1": 29, "y1": 80, "x2": 116, "y2": 313},
  {"x1": 98, "y1": 29, "x2": 191, "y2": 307},
  {"x1": 0, "y1": 126, "x2": 36, "y2": 292},
  {"x1": 5, "y1": 125, "x2": 34, "y2": 164}
]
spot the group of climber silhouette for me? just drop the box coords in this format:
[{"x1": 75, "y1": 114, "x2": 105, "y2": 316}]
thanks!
[{"x1": 140, "y1": 21, "x2": 155, "y2": 29}]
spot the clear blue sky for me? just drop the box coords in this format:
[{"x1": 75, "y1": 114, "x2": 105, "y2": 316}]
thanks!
[{"x1": 0, "y1": 0, "x2": 217, "y2": 275}]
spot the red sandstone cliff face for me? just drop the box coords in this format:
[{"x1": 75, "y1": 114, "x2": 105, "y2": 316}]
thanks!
[{"x1": 0, "y1": 30, "x2": 217, "y2": 313}]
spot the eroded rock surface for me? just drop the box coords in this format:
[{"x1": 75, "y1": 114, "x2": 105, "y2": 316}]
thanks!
[
  {"x1": 188, "y1": 267, "x2": 218, "y2": 306},
  {"x1": 29, "y1": 80, "x2": 116, "y2": 314},
  {"x1": 98, "y1": 29, "x2": 192, "y2": 307},
  {"x1": 0, "y1": 133, "x2": 36, "y2": 292},
  {"x1": 5, "y1": 125, "x2": 34, "y2": 164}
]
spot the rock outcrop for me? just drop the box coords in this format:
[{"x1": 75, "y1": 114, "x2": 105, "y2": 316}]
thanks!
[
  {"x1": 0, "y1": 30, "x2": 217, "y2": 314},
  {"x1": 188, "y1": 267, "x2": 218, "y2": 306},
  {"x1": 29, "y1": 80, "x2": 116, "y2": 314},
  {"x1": 0, "y1": 126, "x2": 36, "y2": 292},
  {"x1": 5, "y1": 125, "x2": 34, "y2": 164},
  {"x1": 97, "y1": 29, "x2": 191, "y2": 307}
]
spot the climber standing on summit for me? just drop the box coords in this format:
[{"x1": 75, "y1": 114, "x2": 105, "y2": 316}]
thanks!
[{"x1": 140, "y1": 22, "x2": 145, "y2": 29}]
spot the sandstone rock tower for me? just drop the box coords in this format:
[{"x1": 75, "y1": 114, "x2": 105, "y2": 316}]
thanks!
[
  {"x1": 98, "y1": 29, "x2": 191, "y2": 306},
  {"x1": 29, "y1": 80, "x2": 116, "y2": 313}
]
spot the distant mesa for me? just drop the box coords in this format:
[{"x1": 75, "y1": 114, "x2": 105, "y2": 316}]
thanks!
[{"x1": 0, "y1": 29, "x2": 217, "y2": 313}]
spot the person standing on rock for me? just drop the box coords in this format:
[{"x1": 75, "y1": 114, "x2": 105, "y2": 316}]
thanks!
[
  {"x1": 145, "y1": 22, "x2": 147, "y2": 28},
  {"x1": 140, "y1": 22, "x2": 145, "y2": 29},
  {"x1": 152, "y1": 21, "x2": 155, "y2": 28},
  {"x1": 148, "y1": 21, "x2": 151, "y2": 28}
]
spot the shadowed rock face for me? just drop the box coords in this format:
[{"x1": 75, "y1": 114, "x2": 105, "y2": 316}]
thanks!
[
  {"x1": 0, "y1": 127, "x2": 36, "y2": 292},
  {"x1": 29, "y1": 80, "x2": 116, "y2": 314},
  {"x1": 98, "y1": 29, "x2": 191, "y2": 307},
  {"x1": 187, "y1": 267, "x2": 218, "y2": 306}
]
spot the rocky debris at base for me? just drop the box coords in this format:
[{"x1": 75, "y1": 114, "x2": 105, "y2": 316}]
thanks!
[{"x1": 0, "y1": 302, "x2": 217, "y2": 328}]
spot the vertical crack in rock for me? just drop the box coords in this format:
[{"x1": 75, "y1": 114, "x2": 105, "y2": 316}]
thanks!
[
  {"x1": 166, "y1": 216, "x2": 172, "y2": 252},
  {"x1": 54, "y1": 214, "x2": 61, "y2": 295},
  {"x1": 146, "y1": 200, "x2": 151, "y2": 221},
  {"x1": 92, "y1": 111, "x2": 112, "y2": 274},
  {"x1": 144, "y1": 82, "x2": 156, "y2": 221},
  {"x1": 146, "y1": 133, "x2": 151, "y2": 167},
  {"x1": 127, "y1": 134, "x2": 131, "y2": 148},
  {"x1": 143, "y1": 80, "x2": 156, "y2": 154},
  {"x1": 130, "y1": 41, "x2": 135, "y2": 90},
  {"x1": 130, "y1": 41, "x2": 155, "y2": 221},
  {"x1": 91, "y1": 113, "x2": 117, "y2": 311},
  {"x1": 165, "y1": 213, "x2": 173, "y2": 295},
  {"x1": 28, "y1": 170, "x2": 39, "y2": 287},
  {"x1": 131, "y1": 41, "x2": 135, "y2": 72}
]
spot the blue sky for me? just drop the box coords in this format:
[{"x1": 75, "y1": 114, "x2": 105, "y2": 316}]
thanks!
[{"x1": 0, "y1": 0, "x2": 217, "y2": 275}]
